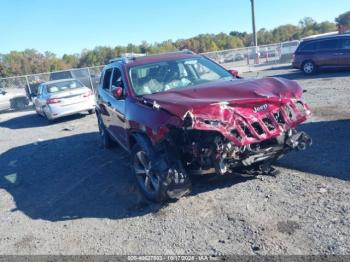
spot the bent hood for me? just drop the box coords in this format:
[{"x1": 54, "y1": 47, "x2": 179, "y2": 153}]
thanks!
[{"x1": 143, "y1": 77, "x2": 303, "y2": 119}]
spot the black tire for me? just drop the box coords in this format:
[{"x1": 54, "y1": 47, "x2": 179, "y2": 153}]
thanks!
[
  {"x1": 302, "y1": 61, "x2": 316, "y2": 75},
  {"x1": 131, "y1": 135, "x2": 191, "y2": 203},
  {"x1": 97, "y1": 113, "x2": 114, "y2": 149},
  {"x1": 46, "y1": 117, "x2": 55, "y2": 125},
  {"x1": 35, "y1": 108, "x2": 42, "y2": 117},
  {"x1": 88, "y1": 109, "x2": 95, "y2": 114},
  {"x1": 44, "y1": 112, "x2": 55, "y2": 124}
]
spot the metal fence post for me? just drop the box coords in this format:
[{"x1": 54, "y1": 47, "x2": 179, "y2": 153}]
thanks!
[{"x1": 25, "y1": 75, "x2": 32, "y2": 95}]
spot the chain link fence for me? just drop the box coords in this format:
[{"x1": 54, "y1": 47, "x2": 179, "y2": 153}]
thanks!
[
  {"x1": 0, "y1": 40, "x2": 299, "y2": 113},
  {"x1": 203, "y1": 40, "x2": 299, "y2": 71},
  {"x1": 0, "y1": 66, "x2": 103, "y2": 113}
]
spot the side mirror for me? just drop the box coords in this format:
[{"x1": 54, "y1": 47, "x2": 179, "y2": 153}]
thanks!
[
  {"x1": 112, "y1": 86, "x2": 123, "y2": 99},
  {"x1": 228, "y1": 69, "x2": 240, "y2": 78}
]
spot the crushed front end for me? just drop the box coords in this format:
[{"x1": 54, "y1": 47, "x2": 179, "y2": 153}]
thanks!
[{"x1": 166, "y1": 97, "x2": 312, "y2": 175}]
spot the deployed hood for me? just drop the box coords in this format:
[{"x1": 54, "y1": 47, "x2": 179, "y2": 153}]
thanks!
[{"x1": 142, "y1": 77, "x2": 303, "y2": 118}]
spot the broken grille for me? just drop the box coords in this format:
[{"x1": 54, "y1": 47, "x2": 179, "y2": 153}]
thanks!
[{"x1": 231, "y1": 101, "x2": 307, "y2": 143}]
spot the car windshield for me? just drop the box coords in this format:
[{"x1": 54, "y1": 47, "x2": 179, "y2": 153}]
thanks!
[
  {"x1": 46, "y1": 80, "x2": 84, "y2": 93},
  {"x1": 129, "y1": 57, "x2": 233, "y2": 96}
]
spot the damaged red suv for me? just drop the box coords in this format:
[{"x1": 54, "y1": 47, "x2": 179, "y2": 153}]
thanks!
[{"x1": 95, "y1": 50, "x2": 312, "y2": 202}]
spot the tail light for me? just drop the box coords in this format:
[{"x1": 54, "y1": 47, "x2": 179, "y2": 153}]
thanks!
[
  {"x1": 82, "y1": 90, "x2": 93, "y2": 97},
  {"x1": 46, "y1": 98, "x2": 61, "y2": 104}
]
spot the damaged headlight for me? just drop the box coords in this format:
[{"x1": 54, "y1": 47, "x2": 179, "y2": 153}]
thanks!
[
  {"x1": 183, "y1": 113, "x2": 193, "y2": 128},
  {"x1": 201, "y1": 119, "x2": 226, "y2": 127}
]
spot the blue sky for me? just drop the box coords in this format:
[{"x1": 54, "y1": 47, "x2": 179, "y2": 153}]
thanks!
[{"x1": 0, "y1": 0, "x2": 349, "y2": 56}]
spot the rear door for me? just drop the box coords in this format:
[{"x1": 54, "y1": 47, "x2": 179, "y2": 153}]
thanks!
[
  {"x1": 339, "y1": 37, "x2": 350, "y2": 66},
  {"x1": 98, "y1": 68, "x2": 113, "y2": 129},
  {"x1": 314, "y1": 39, "x2": 340, "y2": 67}
]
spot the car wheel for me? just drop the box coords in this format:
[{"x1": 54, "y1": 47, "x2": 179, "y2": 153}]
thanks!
[
  {"x1": 97, "y1": 114, "x2": 114, "y2": 148},
  {"x1": 45, "y1": 114, "x2": 55, "y2": 124},
  {"x1": 88, "y1": 109, "x2": 95, "y2": 114},
  {"x1": 35, "y1": 108, "x2": 41, "y2": 116},
  {"x1": 302, "y1": 61, "x2": 316, "y2": 75},
  {"x1": 131, "y1": 136, "x2": 191, "y2": 203}
]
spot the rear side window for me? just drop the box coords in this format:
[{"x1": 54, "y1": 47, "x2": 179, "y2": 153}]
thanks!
[
  {"x1": 341, "y1": 38, "x2": 350, "y2": 49},
  {"x1": 47, "y1": 80, "x2": 83, "y2": 93},
  {"x1": 299, "y1": 42, "x2": 317, "y2": 52},
  {"x1": 318, "y1": 39, "x2": 339, "y2": 50}
]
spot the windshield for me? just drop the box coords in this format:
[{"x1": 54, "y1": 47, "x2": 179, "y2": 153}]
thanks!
[
  {"x1": 129, "y1": 57, "x2": 233, "y2": 96},
  {"x1": 47, "y1": 80, "x2": 84, "y2": 93}
]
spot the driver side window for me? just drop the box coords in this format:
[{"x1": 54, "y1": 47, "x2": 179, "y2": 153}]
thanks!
[
  {"x1": 102, "y1": 68, "x2": 112, "y2": 90},
  {"x1": 111, "y1": 68, "x2": 124, "y2": 90}
]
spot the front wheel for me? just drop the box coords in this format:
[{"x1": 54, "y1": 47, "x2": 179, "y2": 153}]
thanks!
[
  {"x1": 302, "y1": 61, "x2": 316, "y2": 75},
  {"x1": 131, "y1": 138, "x2": 191, "y2": 203}
]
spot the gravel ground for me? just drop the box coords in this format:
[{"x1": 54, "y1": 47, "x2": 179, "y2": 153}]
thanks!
[{"x1": 0, "y1": 67, "x2": 349, "y2": 255}]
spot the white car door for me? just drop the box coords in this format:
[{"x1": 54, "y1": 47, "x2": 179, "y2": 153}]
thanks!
[{"x1": 34, "y1": 84, "x2": 46, "y2": 114}]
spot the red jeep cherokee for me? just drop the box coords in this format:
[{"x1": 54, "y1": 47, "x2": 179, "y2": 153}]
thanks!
[{"x1": 95, "y1": 51, "x2": 312, "y2": 202}]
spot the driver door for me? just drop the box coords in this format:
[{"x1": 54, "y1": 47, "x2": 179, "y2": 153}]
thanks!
[{"x1": 106, "y1": 67, "x2": 128, "y2": 149}]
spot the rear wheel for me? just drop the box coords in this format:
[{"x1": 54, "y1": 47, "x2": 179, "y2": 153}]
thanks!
[
  {"x1": 131, "y1": 136, "x2": 191, "y2": 203},
  {"x1": 302, "y1": 61, "x2": 316, "y2": 75},
  {"x1": 46, "y1": 116, "x2": 54, "y2": 124},
  {"x1": 97, "y1": 113, "x2": 114, "y2": 148},
  {"x1": 88, "y1": 109, "x2": 95, "y2": 114},
  {"x1": 35, "y1": 107, "x2": 42, "y2": 117}
]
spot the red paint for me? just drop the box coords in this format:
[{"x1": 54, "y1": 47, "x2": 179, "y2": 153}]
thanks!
[
  {"x1": 138, "y1": 77, "x2": 310, "y2": 146},
  {"x1": 98, "y1": 52, "x2": 311, "y2": 150}
]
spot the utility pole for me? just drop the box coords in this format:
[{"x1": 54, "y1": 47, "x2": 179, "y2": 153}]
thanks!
[{"x1": 250, "y1": 0, "x2": 258, "y2": 63}]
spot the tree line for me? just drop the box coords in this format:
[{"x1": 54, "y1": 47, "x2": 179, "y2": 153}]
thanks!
[{"x1": 0, "y1": 16, "x2": 344, "y2": 78}]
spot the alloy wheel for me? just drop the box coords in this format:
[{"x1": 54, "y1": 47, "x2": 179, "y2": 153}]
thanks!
[
  {"x1": 133, "y1": 150, "x2": 160, "y2": 193},
  {"x1": 303, "y1": 62, "x2": 314, "y2": 74}
]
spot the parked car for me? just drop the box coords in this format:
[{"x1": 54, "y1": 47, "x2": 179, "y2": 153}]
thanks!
[
  {"x1": 0, "y1": 87, "x2": 30, "y2": 111},
  {"x1": 224, "y1": 53, "x2": 245, "y2": 63},
  {"x1": 34, "y1": 79, "x2": 95, "y2": 122},
  {"x1": 282, "y1": 40, "x2": 300, "y2": 53},
  {"x1": 96, "y1": 51, "x2": 312, "y2": 202},
  {"x1": 292, "y1": 33, "x2": 350, "y2": 74}
]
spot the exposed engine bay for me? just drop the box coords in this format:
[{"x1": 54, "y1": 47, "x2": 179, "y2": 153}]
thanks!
[{"x1": 166, "y1": 127, "x2": 311, "y2": 176}]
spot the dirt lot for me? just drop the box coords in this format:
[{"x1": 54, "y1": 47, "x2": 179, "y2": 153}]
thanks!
[{"x1": 0, "y1": 67, "x2": 349, "y2": 255}]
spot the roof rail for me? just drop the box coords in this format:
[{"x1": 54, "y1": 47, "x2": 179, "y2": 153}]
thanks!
[
  {"x1": 108, "y1": 49, "x2": 196, "y2": 64},
  {"x1": 108, "y1": 57, "x2": 128, "y2": 64},
  {"x1": 301, "y1": 31, "x2": 348, "y2": 41},
  {"x1": 144, "y1": 49, "x2": 195, "y2": 58}
]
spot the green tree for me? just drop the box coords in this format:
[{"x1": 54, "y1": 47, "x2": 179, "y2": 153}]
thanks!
[
  {"x1": 335, "y1": 11, "x2": 350, "y2": 33},
  {"x1": 335, "y1": 11, "x2": 350, "y2": 26}
]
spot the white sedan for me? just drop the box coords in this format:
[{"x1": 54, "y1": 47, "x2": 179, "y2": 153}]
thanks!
[{"x1": 34, "y1": 79, "x2": 95, "y2": 122}]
